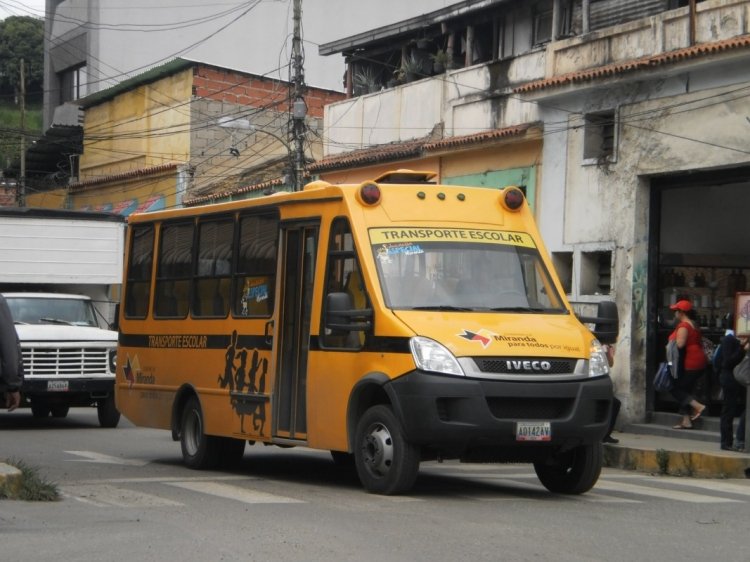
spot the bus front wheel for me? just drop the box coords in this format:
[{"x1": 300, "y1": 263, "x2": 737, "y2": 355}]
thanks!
[
  {"x1": 354, "y1": 405, "x2": 419, "y2": 495},
  {"x1": 533, "y1": 442, "x2": 602, "y2": 494},
  {"x1": 180, "y1": 396, "x2": 220, "y2": 469}
]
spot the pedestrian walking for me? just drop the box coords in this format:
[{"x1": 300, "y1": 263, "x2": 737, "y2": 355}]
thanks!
[
  {"x1": 0, "y1": 293, "x2": 23, "y2": 411},
  {"x1": 667, "y1": 300, "x2": 707, "y2": 429},
  {"x1": 714, "y1": 328, "x2": 746, "y2": 450}
]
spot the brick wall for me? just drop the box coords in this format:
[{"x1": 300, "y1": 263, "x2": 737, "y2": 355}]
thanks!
[{"x1": 192, "y1": 65, "x2": 344, "y2": 118}]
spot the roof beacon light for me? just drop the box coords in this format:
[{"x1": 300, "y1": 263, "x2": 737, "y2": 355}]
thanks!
[
  {"x1": 359, "y1": 181, "x2": 381, "y2": 205},
  {"x1": 501, "y1": 186, "x2": 525, "y2": 211}
]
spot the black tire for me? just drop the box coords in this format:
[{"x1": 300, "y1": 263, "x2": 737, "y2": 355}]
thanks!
[
  {"x1": 354, "y1": 405, "x2": 420, "y2": 495},
  {"x1": 216, "y1": 437, "x2": 246, "y2": 469},
  {"x1": 180, "y1": 396, "x2": 221, "y2": 469},
  {"x1": 50, "y1": 404, "x2": 70, "y2": 418},
  {"x1": 97, "y1": 394, "x2": 121, "y2": 428},
  {"x1": 30, "y1": 402, "x2": 51, "y2": 418},
  {"x1": 330, "y1": 450, "x2": 355, "y2": 468},
  {"x1": 533, "y1": 442, "x2": 603, "y2": 494}
]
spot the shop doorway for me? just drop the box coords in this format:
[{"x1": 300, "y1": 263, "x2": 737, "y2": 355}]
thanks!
[{"x1": 648, "y1": 167, "x2": 750, "y2": 414}]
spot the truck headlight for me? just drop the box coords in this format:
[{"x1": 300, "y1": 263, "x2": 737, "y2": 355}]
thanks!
[
  {"x1": 588, "y1": 339, "x2": 610, "y2": 377},
  {"x1": 109, "y1": 349, "x2": 117, "y2": 373},
  {"x1": 410, "y1": 336, "x2": 464, "y2": 377}
]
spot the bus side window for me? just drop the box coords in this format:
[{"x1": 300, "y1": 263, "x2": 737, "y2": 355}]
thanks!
[
  {"x1": 154, "y1": 221, "x2": 194, "y2": 319},
  {"x1": 124, "y1": 225, "x2": 154, "y2": 318},
  {"x1": 193, "y1": 218, "x2": 233, "y2": 318},
  {"x1": 234, "y1": 213, "x2": 279, "y2": 317},
  {"x1": 321, "y1": 218, "x2": 369, "y2": 349}
]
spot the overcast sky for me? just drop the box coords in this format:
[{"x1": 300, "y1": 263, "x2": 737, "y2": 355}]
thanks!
[{"x1": 0, "y1": 0, "x2": 45, "y2": 19}]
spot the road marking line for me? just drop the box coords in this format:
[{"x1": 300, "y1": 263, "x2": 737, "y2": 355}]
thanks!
[
  {"x1": 68, "y1": 475, "x2": 253, "y2": 485},
  {"x1": 630, "y1": 477, "x2": 750, "y2": 497},
  {"x1": 64, "y1": 450, "x2": 149, "y2": 466},
  {"x1": 593, "y1": 480, "x2": 741, "y2": 503},
  {"x1": 166, "y1": 481, "x2": 304, "y2": 504},
  {"x1": 61, "y1": 484, "x2": 183, "y2": 507}
]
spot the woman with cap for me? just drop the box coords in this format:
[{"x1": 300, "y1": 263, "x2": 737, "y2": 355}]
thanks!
[{"x1": 668, "y1": 299, "x2": 708, "y2": 429}]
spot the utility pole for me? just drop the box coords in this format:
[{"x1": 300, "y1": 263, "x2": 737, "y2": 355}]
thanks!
[
  {"x1": 17, "y1": 58, "x2": 26, "y2": 207},
  {"x1": 291, "y1": 0, "x2": 307, "y2": 191}
]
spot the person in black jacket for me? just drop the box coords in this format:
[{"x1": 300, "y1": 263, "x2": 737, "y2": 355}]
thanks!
[
  {"x1": 0, "y1": 294, "x2": 22, "y2": 411},
  {"x1": 716, "y1": 328, "x2": 746, "y2": 451}
]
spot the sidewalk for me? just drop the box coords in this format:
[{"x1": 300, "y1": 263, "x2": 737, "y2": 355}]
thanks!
[{"x1": 604, "y1": 430, "x2": 750, "y2": 479}]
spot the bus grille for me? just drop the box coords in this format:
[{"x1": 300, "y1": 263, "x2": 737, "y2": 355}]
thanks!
[{"x1": 22, "y1": 348, "x2": 110, "y2": 377}]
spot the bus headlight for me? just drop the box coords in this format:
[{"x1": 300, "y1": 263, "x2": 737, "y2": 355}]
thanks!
[
  {"x1": 588, "y1": 339, "x2": 610, "y2": 377},
  {"x1": 410, "y1": 336, "x2": 464, "y2": 377}
]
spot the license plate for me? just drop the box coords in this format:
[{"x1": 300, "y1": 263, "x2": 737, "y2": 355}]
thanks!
[
  {"x1": 516, "y1": 421, "x2": 551, "y2": 442},
  {"x1": 47, "y1": 380, "x2": 69, "y2": 392}
]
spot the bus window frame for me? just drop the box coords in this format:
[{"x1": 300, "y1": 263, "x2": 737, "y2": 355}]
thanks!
[
  {"x1": 154, "y1": 219, "x2": 195, "y2": 319},
  {"x1": 319, "y1": 216, "x2": 371, "y2": 350},
  {"x1": 124, "y1": 223, "x2": 155, "y2": 319},
  {"x1": 192, "y1": 215, "x2": 234, "y2": 319},
  {"x1": 232, "y1": 210, "x2": 280, "y2": 319}
]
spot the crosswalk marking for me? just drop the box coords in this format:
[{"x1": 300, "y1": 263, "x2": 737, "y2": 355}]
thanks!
[
  {"x1": 165, "y1": 481, "x2": 304, "y2": 504},
  {"x1": 64, "y1": 450, "x2": 149, "y2": 466},
  {"x1": 592, "y1": 480, "x2": 741, "y2": 503},
  {"x1": 61, "y1": 484, "x2": 183, "y2": 507}
]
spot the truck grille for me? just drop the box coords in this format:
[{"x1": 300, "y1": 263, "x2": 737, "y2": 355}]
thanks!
[{"x1": 22, "y1": 348, "x2": 110, "y2": 377}]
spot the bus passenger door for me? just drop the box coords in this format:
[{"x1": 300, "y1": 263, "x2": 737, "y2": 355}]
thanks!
[{"x1": 273, "y1": 222, "x2": 318, "y2": 440}]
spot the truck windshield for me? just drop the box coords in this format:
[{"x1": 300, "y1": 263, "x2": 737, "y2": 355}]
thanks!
[
  {"x1": 371, "y1": 234, "x2": 567, "y2": 313},
  {"x1": 5, "y1": 297, "x2": 99, "y2": 327}
]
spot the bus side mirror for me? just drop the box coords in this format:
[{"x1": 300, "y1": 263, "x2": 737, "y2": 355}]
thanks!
[
  {"x1": 325, "y1": 292, "x2": 373, "y2": 334},
  {"x1": 578, "y1": 301, "x2": 619, "y2": 345}
]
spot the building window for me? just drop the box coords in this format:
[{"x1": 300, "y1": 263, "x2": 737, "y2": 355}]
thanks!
[
  {"x1": 59, "y1": 64, "x2": 87, "y2": 104},
  {"x1": 552, "y1": 251, "x2": 573, "y2": 294},
  {"x1": 533, "y1": 2, "x2": 553, "y2": 45},
  {"x1": 583, "y1": 109, "x2": 617, "y2": 163},
  {"x1": 580, "y1": 250, "x2": 612, "y2": 296}
]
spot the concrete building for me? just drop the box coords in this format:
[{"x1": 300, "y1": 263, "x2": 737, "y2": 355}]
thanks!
[
  {"x1": 312, "y1": 0, "x2": 750, "y2": 425},
  {"x1": 27, "y1": 59, "x2": 344, "y2": 211}
]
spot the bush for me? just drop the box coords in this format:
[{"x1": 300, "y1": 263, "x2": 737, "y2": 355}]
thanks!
[{"x1": 0, "y1": 458, "x2": 60, "y2": 501}]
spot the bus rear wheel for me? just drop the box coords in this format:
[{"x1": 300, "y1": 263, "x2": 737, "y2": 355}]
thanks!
[
  {"x1": 180, "y1": 396, "x2": 221, "y2": 469},
  {"x1": 533, "y1": 442, "x2": 602, "y2": 494},
  {"x1": 354, "y1": 405, "x2": 419, "y2": 495}
]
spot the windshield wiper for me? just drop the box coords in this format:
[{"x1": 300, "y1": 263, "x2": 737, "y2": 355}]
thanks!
[
  {"x1": 39, "y1": 317, "x2": 74, "y2": 325},
  {"x1": 408, "y1": 305, "x2": 474, "y2": 312},
  {"x1": 487, "y1": 306, "x2": 546, "y2": 312}
]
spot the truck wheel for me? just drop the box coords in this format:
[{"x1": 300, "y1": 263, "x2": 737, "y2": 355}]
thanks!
[
  {"x1": 180, "y1": 396, "x2": 220, "y2": 469},
  {"x1": 354, "y1": 405, "x2": 419, "y2": 495},
  {"x1": 50, "y1": 404, "x2": 70, "y2": 418},
  {"x1": 31, "y1": 402, "x2": 51, "y2": 418},
  {"x1": 97, "y1": 394, "x2": 121, "y2": 428},
  {"x1": 533, "y1": 442, "x2": 602, "y2": 494}
]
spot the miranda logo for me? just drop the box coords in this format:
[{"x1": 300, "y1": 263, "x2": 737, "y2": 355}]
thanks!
[{"x1": 505, "y1": 360, "x2": 552, "y2": 371}]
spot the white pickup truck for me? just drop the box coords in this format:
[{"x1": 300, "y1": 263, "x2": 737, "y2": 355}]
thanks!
[{"x1": 0, "y1": 208, "x2": 125, "y2": 427}]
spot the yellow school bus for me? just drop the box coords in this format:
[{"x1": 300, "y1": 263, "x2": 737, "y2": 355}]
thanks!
[{"x1": 115, "y1": 170, "x2": 618, "y2": 495}]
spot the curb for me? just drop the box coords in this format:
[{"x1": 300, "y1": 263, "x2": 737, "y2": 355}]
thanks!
[
  {"x1": 0, "y1": 462, "x2": 23, "y2": 497},
  {"x1": 603, "y1": 443, "x2": 750, "y2": 479}
]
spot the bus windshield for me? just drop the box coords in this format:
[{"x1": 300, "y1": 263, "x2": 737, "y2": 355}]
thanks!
[{"x1": 371, "y1": 237, "x2": 567, "y2": 313}]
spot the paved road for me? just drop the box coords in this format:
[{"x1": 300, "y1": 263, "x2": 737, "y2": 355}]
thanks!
[{"x1": 2, "y1": 409, "x2": 748, "y2": 562}]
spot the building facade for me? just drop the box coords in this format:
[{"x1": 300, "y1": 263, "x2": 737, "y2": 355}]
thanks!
[
  {"x1": 314, "y1": 0, "x2": 750, "y2": 424},
  {"x1": 27, "y1": 59, "x2": 344, "y2": 212}
]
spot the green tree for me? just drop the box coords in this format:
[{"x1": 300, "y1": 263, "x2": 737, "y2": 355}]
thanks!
[{"x1": 0, "y1": 16, "x2": 44, "y2": 102}]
